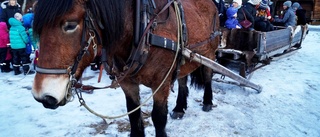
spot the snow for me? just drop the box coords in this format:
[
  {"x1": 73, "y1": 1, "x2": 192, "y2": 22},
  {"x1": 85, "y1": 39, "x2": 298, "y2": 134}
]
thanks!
[{"x1": 1, "y1": 25, "x2": 320, "y2": 137}]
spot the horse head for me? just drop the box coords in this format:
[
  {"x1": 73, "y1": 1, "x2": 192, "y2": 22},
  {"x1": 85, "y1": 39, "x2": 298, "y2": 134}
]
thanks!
[{"x1": 31, "y1": 0, "x2": 124, "y2": 109}]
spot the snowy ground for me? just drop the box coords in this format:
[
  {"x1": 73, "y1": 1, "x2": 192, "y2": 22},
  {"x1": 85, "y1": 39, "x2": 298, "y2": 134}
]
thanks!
[{"x1": 0, "y1": 25, "x2": 320, "y2": 137}]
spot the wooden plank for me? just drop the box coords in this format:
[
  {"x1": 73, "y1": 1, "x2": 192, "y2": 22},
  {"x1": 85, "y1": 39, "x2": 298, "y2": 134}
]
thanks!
[{"x1": 314, "y1": 0, "x2": 320, "y2": 19}]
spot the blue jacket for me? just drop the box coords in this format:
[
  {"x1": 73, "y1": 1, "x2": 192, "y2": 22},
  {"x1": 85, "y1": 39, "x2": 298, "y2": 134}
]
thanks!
[
  {"x1": 274, "y1": 8, "x2": 296, "y2": 27},
  {"x1": 225, "y1": 7, "x2": 242, "y2": 29},
  {"x1": 8, "y1": 18, "x2": 28, "y2": 49},
  {"x1": 22, "y1": 13, "x2": 34, "y2": 28},
  {"x1": 225, "y1": 18, "x2": 242, "y2": 29}
]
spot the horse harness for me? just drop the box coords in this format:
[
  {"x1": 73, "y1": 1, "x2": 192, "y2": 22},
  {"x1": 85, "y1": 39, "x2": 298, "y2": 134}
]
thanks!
[
  {"x1": 35, "y1": 0, "x2": 221, "y2": 95},
  {"x1": 108, "y1": 0, "x2": 221, "y2": 78}
]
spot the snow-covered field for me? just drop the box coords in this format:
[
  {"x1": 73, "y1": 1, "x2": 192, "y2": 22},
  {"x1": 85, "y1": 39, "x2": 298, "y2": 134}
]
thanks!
[{"x1": 0, "y1": 25, "x2": 319, "y2": 137}]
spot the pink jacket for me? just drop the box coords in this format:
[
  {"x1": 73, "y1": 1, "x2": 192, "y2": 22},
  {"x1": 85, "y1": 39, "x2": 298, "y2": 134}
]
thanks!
[{"x1": 0, "y1": 22, "x2": 9, "y2": 48}]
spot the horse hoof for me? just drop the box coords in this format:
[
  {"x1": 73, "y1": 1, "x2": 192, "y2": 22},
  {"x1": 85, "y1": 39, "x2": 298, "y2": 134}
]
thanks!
[
  {"x1": 202, "y1": 104, "x2": 217, "y2": 112},
  {"x1": 170, "y1": 112, "x2": 184, "y2": 119}
]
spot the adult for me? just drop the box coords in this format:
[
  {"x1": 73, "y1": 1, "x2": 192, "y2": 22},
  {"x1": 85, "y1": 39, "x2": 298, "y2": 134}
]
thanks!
[
  {"x1": 243, "y1": 0, "x2": 263, "y2": 30},
  {"x1": 273, "y1": 1, "x2": 296, "y2": 27},
  {"x1": 292, "y1": 2, "x2": 307, "y2": 25},
  {"x1": 233, "y1": 0, "x2": 254, "y2": 30},
  {"x1": 213, "y1": 0, "x2": 227, "y2": 27},
  {"x1": 0, "y1": 0, "x2": 21, "y2": 29},
  {"x1": 268, "y1": 0, "x2": 274, "y2": 16}
]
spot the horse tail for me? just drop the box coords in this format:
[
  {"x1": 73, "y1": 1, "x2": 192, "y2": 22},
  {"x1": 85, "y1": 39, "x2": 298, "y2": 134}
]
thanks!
[{"x1": 190, "y1": 65, "x2": 207, "y2": 90}]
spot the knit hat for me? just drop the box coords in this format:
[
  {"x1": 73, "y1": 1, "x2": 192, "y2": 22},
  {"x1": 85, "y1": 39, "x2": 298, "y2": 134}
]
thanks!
[
  {"x1": 292, "y1": 2, "x2": 300, "y2": 9},
  {"x1": 259, "y1": 0, "x2": 268, "y2": 9},
  {"x1": 14, "y1": 13, "x2": 22, "y2": 21},
  {"x1": 226, "y1": 7, "x2": 238, "y2": 18},
  {"x1": 283, "y1": 1, "x2": 292, "y2": 7},
  {"x1": 248, "y1": 0, "x2": 262, "y2": 5},
  {"x1": 233, "y1": 0, "x2": 242, "y2": 6}
]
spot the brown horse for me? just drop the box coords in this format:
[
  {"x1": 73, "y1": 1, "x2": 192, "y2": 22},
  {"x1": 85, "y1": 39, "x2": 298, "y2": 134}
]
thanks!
[{"x1": 31, "y1": 0, "x2": 219, "y2": 136}]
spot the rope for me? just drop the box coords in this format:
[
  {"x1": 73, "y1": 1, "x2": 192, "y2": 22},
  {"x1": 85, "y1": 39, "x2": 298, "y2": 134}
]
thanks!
[{"x1": 77, "y1": 1, "x2": 182, "y2": 120}]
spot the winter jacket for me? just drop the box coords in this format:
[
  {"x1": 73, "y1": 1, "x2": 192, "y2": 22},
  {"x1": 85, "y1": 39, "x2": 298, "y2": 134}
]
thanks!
[
  {"x1": 274, "y1": 8, "x2": 296, "y2": 27},
  {"x1": 21, "y1": 13, "x2": 38, "y2": 50},
  {"x1": 0, "y1": 22, "x2": 9, "y2": 48},
  {"x1": 225, "y1": 7, "x2": 241, "y2": 29},
  {"x1": 237, "y1": 7, "x2": 254, "y2": 29},
  {"x1": 0, "y1": 1, "x2": 21, "y2": 29},
  {"x1": 296, "y1": 9, "x2": 307, "y2": 25},
  {"x1": 8, "y1": 18, "x2": 28, "y2": 49},
  {"x1": 225, "y1": 18, "x2": 242, "y2": 29},
  {"x1": 244, "y1": 2, "x2": 265, "y2": 23},
  {"x1": 28, "y1": 28, "x2": 38, "y2": 50},
  {"x1": 22, "y1": 13, "x2": 34, "y2": 28}
]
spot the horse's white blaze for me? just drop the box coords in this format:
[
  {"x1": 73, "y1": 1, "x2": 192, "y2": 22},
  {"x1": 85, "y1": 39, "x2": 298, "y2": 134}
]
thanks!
[{"x1": 32, "y1": 76, "x2": 69, "y2": 102}]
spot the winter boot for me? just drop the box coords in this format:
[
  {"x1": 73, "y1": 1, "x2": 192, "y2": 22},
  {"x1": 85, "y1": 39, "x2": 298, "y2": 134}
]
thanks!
[
  {"x1": 3, "y1": 62, "x2": 13, "y2": 72},
  {"x1": 0, "y1": 65, "x2": 4, "y2": 72},
  {"x1": 13, "y1": 66, "x2": 21, "y2": 75},
  {"x1": 1, "y1": 62, "x2": 12, "y2": 73}
]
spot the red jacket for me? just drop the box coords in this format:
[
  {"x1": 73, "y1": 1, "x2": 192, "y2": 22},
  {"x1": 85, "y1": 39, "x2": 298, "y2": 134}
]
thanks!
[{"x1": 0, "y1": 22, "x2": 9, "y2": 48}]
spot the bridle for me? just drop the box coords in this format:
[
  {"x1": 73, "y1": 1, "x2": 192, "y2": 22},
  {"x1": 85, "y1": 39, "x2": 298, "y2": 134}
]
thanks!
[{"x1": 35, "y1": 7, "x2": 101, "y2": 102}]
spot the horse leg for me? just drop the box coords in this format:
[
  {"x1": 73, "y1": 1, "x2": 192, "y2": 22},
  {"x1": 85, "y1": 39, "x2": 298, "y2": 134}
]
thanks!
[
  {"x1": 170, "y1": 76, "x2": 188, "y2": 119},
  {"x1": 152, "y1": 85, "x2": 170, "y2": 137},
  {"x1": 120, "y1": 80, "x2": 145, "y2": 137},
  {"x1": 190, "y1": 66, "x2": 214, "y2": 112},
  {"x1": 201, "y1": 66, "x2": 214, "y2": 112}
]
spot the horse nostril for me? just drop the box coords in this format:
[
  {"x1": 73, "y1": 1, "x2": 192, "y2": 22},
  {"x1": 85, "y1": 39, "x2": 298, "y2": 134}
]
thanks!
[{"x1": 42, "y1": 95, "x2": 59, "y2": 109}]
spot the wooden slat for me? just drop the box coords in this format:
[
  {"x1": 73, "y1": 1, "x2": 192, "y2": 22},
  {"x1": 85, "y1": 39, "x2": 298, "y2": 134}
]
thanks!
[{"x1": 314, "y1": 0, "x2": 320, "y2": 19}]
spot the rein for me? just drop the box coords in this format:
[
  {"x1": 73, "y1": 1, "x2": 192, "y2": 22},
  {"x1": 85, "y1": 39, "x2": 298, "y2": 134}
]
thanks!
[{"x1": 76, "y1": 1, "x2": 181, "y2": 120}]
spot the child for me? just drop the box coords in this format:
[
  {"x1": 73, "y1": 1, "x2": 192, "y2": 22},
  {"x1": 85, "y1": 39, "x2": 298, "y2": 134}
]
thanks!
[
  {"x1": 23, "y1": 12, "x2": 39, "y2": 70},
  {"x1": 8, "y1": 13, "x2": 35, "y2": 75},
  {"x1": 0, "y1": 21, "x2": 12, "y2": 73},
  {"x1": 225, "y1": 7, "x2": 242, "y2": 29},
  {"x1": 255, "y1": 1, "x2": 274, "y2": 32}
]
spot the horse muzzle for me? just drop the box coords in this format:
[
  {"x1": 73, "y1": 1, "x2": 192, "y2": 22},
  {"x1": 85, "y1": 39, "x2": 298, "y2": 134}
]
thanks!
[
  {"x1": 32, "y1": 74, "x2": 72, "y2": 109},
  {"x1": 34, "y1": 95, "x2": 68, "y2": 109}
]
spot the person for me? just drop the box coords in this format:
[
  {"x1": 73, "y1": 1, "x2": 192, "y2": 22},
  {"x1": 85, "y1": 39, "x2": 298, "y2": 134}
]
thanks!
[
  {"x1": 268, "y1": 0, "x2": 274, "y2": 16},
  {"x1": 225, "y1": 7, "x2": 242, "y2": 29},
  {"x1": 9, "y1": 13, "x2": 35, "y2": 75},
  {"x1": 23, "y1": 12, "x2": 38, "y2": 51},
  {"x1": 232, "y1": 0, "x2": 255, "y2": 30},
  {"x1": 255, "y1": 0, "x2": 274, "y2": 31},
  {"x1": 0, "y1": 0, "x2": 21, "y2": 29},
  {"x1": 292, "y1": 2, "x2": 307, "y2": 25},
  {"x1": 273, "y1": 1, "x2": 296, "y2": 27},
  {"x1": 213, "y1": 0, "x2": 227, "y2": 27},
  {"x1": 0, "y1": 21, "x2": 12, "y2": 73},
  {"x1": 243, "y1": 0, "x2": 262, "y2": 18}
]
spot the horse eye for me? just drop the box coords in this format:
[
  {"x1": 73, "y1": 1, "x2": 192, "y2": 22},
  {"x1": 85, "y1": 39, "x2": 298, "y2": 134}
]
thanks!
[{"x1": 63, "y1": 22, "x2": 79, "y2": 32}]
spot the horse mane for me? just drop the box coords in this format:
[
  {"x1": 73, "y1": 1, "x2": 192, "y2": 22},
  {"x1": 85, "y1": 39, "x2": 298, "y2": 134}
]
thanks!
[
  {"x1": 87, "y1": 0, "x2": 125, "y2": 46},
  {"x1": 33, "y1": 0, "x2": 125, "y2": 46},
  {"x1": 33, "y1": 0, "x2": 74, "y2": 35}
]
